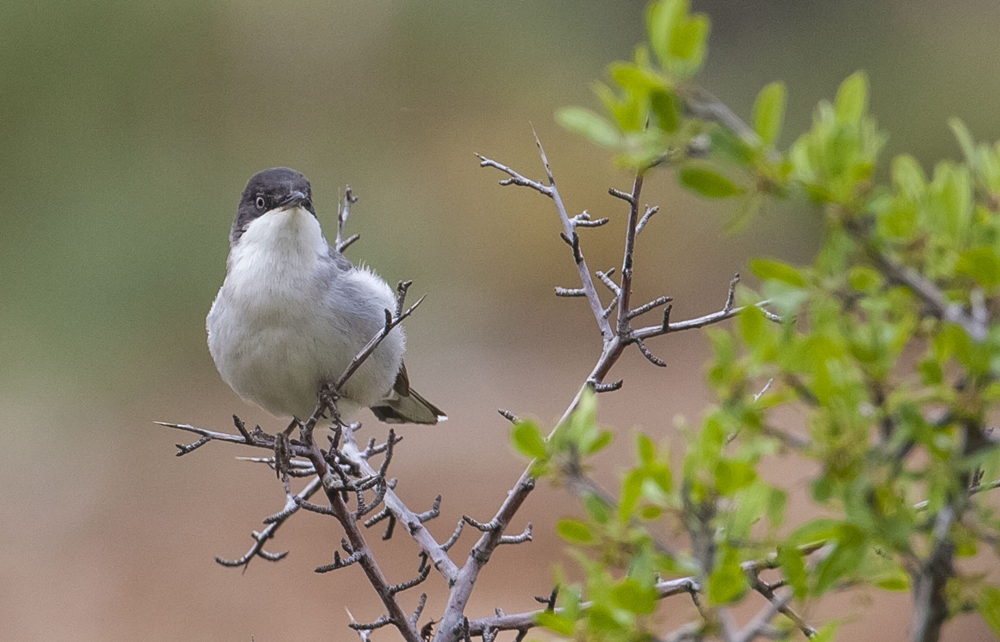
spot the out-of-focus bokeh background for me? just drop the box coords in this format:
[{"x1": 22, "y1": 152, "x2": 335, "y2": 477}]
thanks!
[{"x1": 2, "y1": 1, "x2": 998, "y2": 640}]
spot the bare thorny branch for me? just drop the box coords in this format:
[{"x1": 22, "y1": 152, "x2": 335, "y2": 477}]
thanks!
[{"x1": 160, "y1": 126, "x2": 790, "y2": 642}]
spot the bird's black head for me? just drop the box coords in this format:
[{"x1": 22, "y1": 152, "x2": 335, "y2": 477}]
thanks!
[{"x1": 231, "y1": 167, "x2": 316, "y2": 246}]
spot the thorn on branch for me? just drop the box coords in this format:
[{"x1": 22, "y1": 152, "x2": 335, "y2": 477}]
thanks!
[
  {"x1": 215, "y1": 531, "x2": 289, "y2": 568},
  {"x1": 395, "y1": 281, "x2": 413, "y2": 317},
  {"x1": 462, "y1": 514, "x2": 500, "y2": 532},
  {"x1": 175, "y1": 435, "x2": 210, "y2": 456},
  {"x1": 602, "y1": 295, "x2": 619, "y2": 320},
  {"x1": 475, "y1": 153, "x2": 553, "y2": 197},
  {"x1": 416, "y1": 495, "x2": 442, "y2": 523},
  {"x1": 411, "y1": 593, "x2": 428, "y2": 627},
  {"x1": 498, "y1": 409, "x2": 519, "y2": 424},
  {"x1": 233, "y1": 414, "x2": 254, "y2": 443},
  {"x1": 315, "y1": 549, "x2": 364, "y2": 573},
  {"x1": 534, "y1": 586, "x2": 558, "y2": 611},
  {"x1": 595, "y1": 269, "x2": 621, "y2": 295},
  {"x1": 635, "y1": 338, "x2": 667, "y2": 367},
  {"x1": 263, "y1": 497, "x2": 299, "y2": 524},
  {"x1": 363, "y1": 506, "x2": 391, "y2": 528},
  {"x1": 295, "y1": 497, "x2": 336, "y2": 515},
  {"x1": 498, "y1": 523, "x2": 532, "y2": 545},
  {"x1": 376, "y1": 428, "x2": 397, "y2": 480},
  {"x1": 348, "y1": 614, "x2": 393, "y2": 632},
  {"x1": 442, "y1": 520, "x2": 465, "y2": 551},
  {"x1": 388, "y1": 556, "x2": 432, "y2": 595},
  {"x1": 355, "y1": 478, "x2": 388, "y2": 518},
  {"x1": 366, "y1": 431, "x2": 402, "y2": 457},
  {"x1": 628, "y1": 295, "x2": 674, "y2": 320},
  {"x1": 382, "y1": 513, "x2": 397, "y2": 540},
  {"x1": 724, "y1": 273, "x2": 740, "y2": 313},
  {"x1": 662, "y1": 303, "x2": 672, "y2": 331},
  {"x1": 559, "y1": 231, "x2": 582, "y2": 263},
  {"x1": 338, "y1": 233, "x2": 360, "y2": 253},
  {"x1": 762, "y1": 307, "x2": 783, "y2": 323},
  {"x1": 589, "y1": 379, "x2": 624, "y2": 393},
  {"x1": 572, "y1": 210, "x2": 609, "y2": 228},
  {"x1": 635, "y1": 205, "x2": 660, "y2": 235},
  {"x1": 554, "y1": 286, "x2": 587, "y2": 297},
  {"x1": 608, "y1": 187, "x2": 635, "y2": 204}
]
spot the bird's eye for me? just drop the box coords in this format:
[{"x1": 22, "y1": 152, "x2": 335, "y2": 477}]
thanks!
[{"x1": 255, "y1": 196, "x2": 266, "y2": 210}]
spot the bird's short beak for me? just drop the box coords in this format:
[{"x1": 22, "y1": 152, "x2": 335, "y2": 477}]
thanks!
[{"x1": 277, "y1": 190, "x2": 312, "y2": 210}]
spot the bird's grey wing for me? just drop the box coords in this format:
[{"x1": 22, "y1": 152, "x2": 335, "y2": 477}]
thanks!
[{"x1": 327, "y1": 244, "x2": 354, "y2": 271}]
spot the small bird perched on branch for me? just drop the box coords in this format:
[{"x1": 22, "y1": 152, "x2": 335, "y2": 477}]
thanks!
[{"x1": 207, "y1": 167, "x2": 446, "y2": 424}]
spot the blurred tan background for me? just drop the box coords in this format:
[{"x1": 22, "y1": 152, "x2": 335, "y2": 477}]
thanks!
[{"x1": 2, "y1": 1, "x2": 998, "y2": 640}]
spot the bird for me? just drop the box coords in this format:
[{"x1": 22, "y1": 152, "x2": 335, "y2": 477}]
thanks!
[{"x1": 206, "y1": 167, "x2": 445, "y2": 426}]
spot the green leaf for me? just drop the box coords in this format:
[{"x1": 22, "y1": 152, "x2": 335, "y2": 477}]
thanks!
[
  {"x1": 511, "y1": 421, "x2": 548, "y2": 460},
  {"x1": 584, "y1": 493, "x2": 612, "y2": 525},
  {"x1": 753, "y1": 81, "x2": 787, "y2": 147},
  {"x1": 611, "y1": 578, "x2": 658, "y2": 615},
  {"x1": 557, "y1": 519, "x2": 594, "y2": 544},
  {"x1": 670, "y1": 14, "x2": 710, "y2": 68},
  {"x1": 715, "y1": 459, "x2": 757, "y2": 495},
  {"x1": 811, "y1": 622, "x2": 841, "y2": 642},
  {"x1": 750, "y1": 258, "x2": 806, "y2": 287},
  {"x1": 710, "y1": 126, "x2": 755, "y2": 166},
  {"x1": 892, "y1": 154, "x2": 926, "y2": 199},
  {"x1": 815, "y1": 524, "x2": 867, "y2": 594},
  {"x1": 956, "y1": 246, "x2": 1000, "y2": 288},
  {"x1": 556, "y1": 107, "x2": 621, "y2": 148},
  {"x1": 708, "y1": 546, "x2": 748, "y2": 604},
  {"x1": 778, "y1": 545, "x2": 808, "y2": 600},
  {"x1": 678, "y1": 165, "x2": 745, "y2": 198},
  {"x1": 646, "y1": 0, "x2": 684, "y2": 68},
  {"x1": 587, "y1": 605, "x2": 626, "y2": 633},
  {"x1": 647, "y1": 462, "x2": 672, "y2": 493},
  {"x1": 620, "y1": 469, "x2": 646, "y2": 522},
  {"x1": 980, "y1": 585, "x2": 1000, "y2": 636},
  {"x1": 834, "y1": 71, "x2": 869, "y2": 125},
  {"x1": 640, "y1": 505, "x2": 663, "y2": 520},
  {"x1": 582, "y1": 429, "x2": 614, "y2": 456},
  {"x1": 650, "y1": 88, "x2": 681, "y2": 132},
  {"x1": 949, "y1": 117, "x2": 978, "y2": 165},
  {"x1": 788, "y1": 518, "x2": 842, "y2": 547},
  {"x1": 609, "y1": 62, "x2": 661, "y2": 96},
  {"x1": 637, "y1": 433, "x2": 656, "y2": 466},
  {"x1": 537, "y1": 610, "x2": 575, "y2": 636}
]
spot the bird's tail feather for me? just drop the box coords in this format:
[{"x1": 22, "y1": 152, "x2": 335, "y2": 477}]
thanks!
[{"x1": 370, "y1": 388, "x2": 447, "y2": 425}]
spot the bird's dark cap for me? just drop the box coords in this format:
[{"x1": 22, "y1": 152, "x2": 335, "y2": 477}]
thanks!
[{"x1": 231, "y1": 167, "x2": 316, "y2": 246}]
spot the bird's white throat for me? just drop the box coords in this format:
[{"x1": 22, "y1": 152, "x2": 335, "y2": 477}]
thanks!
[{"x1": 226, "y1": 206, "x2": 328, "y2": 298}]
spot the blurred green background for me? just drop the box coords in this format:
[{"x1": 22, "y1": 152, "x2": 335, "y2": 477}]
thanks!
[{"x1": 2, "y1": 1, "x2": 997, "y2": 640}]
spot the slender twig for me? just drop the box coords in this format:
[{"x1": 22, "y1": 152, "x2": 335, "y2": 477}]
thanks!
[
  {"x1": 615, "y1": 172, "x2": 645, "y2": 338},
  {"x1": 478, "y1": 133, "x2": 613, "y2": 340},
  {"x1": 214, "y1": 476, "x2": 323, "y2": 569},
  {"x1": 336, "y1": 186, "x2": 360, "y2": 253}
]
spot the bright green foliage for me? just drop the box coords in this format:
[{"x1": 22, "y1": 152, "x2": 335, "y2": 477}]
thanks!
[
  {"x1": 754, "y1": 82, "x2": 787, "y2": 148},
  {"x1": 553, "y1": 0, "x2": 712, "y2": 170},
  {"x1": 529, "y1": 1, "x2": 1000, "y2": 639}
]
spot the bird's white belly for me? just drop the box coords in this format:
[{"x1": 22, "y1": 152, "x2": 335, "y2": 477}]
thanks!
[{"x1": 211, "y1": 303, "x2": 337, "y2": 418}]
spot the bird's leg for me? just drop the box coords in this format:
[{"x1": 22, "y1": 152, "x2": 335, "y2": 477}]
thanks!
[
  {"x1": 273, "y1": 429, "x2": 292, "y2": 481},
  {"x1": 319, "y1": 384, "x2": 342, "y2": 428}
]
